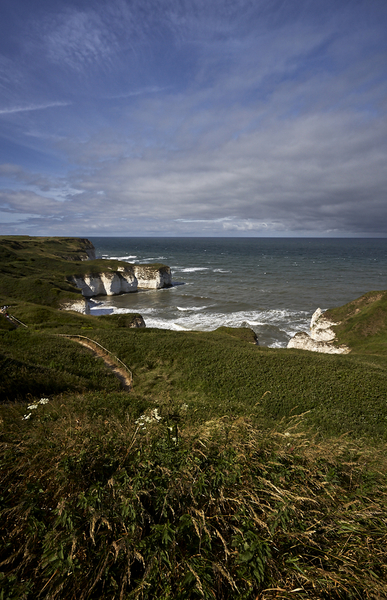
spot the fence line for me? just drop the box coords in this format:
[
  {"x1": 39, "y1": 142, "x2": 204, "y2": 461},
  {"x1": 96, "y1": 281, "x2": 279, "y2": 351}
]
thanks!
[
  {"x1": 0, "y1": 307, "x2": 28, "y2": 328},
  {"x1": 56, "y1": 334, "x2": 133, "y2": 383}
]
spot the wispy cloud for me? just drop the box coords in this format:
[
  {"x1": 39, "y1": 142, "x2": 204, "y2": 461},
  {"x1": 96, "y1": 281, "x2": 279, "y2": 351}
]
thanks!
[
  {"x1": 105, "y1": 86, "x2": 171, "y2": 100},
  {"x1": 0, "y1": 101, "x2": 71, "y2": 115}
]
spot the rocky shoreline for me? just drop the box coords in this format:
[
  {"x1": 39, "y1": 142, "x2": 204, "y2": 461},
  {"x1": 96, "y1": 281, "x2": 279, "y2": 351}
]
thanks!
[{"x1": 287, "y1": 307, "x2": 350, "y2": 354}]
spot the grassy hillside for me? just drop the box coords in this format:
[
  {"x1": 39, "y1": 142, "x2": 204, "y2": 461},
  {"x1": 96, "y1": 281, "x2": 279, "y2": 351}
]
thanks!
[
  {"x1": 1, "y1": 238, "x2": 387, "y2": 599},
  {"x1": 0, "y1": 235, "x2": 166, "y2": 308},
  {"x1": 326, "y1": 290, "x2": 387, "y2": 355}
]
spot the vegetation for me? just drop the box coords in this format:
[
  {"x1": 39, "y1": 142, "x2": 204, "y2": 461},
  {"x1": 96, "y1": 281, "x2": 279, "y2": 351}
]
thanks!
[
  {"x1": 1, "y1": 237, "x2": 387, "y2": 598},
  {"x1": 0, "y1": 235, "x2": 165, "y2": 309},
  {"x1": 326, "y1": 290, "x2": 387, "y2": 355}
]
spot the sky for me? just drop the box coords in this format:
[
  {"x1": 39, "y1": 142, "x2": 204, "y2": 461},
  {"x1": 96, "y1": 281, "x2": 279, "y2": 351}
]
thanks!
[{"x1": 0, "y1": 0, "x2": 386, "y2": 237}]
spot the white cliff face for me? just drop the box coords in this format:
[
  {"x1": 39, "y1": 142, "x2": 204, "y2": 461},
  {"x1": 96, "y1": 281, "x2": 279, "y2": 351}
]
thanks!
[
  {"x1": 309, "y1": 308, "x2": 337, "y2": 341},
  {"x1": 69, "y1": 268, "x2": 137, "y2": 297},
  {"x1": 287, "y1": 331, "x2": 350, "y2": 354},
  {"x1": 287, "y1": 308, "x2": 350, "y2": 354},
  {"x1": 133, "y1": 265, "x2": 172, "y2": 289},
  {"x1": 68, "y1": 265, "x2": 172, "y2": 298},
  {"x1": 60, "y1": 298, "x2": 90, "y2": 315}
]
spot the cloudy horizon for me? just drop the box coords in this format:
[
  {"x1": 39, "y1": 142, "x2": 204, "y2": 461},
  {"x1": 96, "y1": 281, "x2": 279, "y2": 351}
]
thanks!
[{"x1": 0, "y1": 0, "x2": 386, "y2": 237}]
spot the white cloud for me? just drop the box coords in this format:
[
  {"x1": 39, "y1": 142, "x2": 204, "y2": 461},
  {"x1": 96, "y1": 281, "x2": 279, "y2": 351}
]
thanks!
[{"x1": 0, "y1": 101, "x2": 70, "y2": 115}]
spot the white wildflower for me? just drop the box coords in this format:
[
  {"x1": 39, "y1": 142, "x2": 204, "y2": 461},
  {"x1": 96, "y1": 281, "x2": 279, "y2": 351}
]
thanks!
[
  {"x1": 135, "y1": 409, "x2": 162, "y2": 427},
  {"x1": 152, "y1": 408, "x2": 162, "y2": 421},
  {"x1": 39, "y1": 398, "x2": 49, "y2": 405},
  {"x1": 27, "y1": 404, "x2": 38, "y2": 410},
  {"x1": 23, "y1": 413, "x2": 32, "y2": 420}
]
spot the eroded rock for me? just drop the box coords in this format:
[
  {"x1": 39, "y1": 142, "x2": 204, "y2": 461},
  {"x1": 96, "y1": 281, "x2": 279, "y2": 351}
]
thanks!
[
  {"x1": 69, "y1": 268, "x2": 137, "y2": 297},
  {"x1": 287, "y1": 308, "x2": 350, "y2": 354},
  {"x1": 68, "y1": 265, "x2": 172, "y2": 298},
  {"x1": 60, "y1": 298, "x2": 91, "y2": 315},
  {"x1": 133, "y1": 265, "x2": 172, "y2": 289}
]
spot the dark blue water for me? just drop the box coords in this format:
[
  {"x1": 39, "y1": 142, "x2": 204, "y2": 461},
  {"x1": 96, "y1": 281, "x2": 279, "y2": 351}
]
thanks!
[{"x1": 89, "y1": 237, "x2": 387, "y2": 347}]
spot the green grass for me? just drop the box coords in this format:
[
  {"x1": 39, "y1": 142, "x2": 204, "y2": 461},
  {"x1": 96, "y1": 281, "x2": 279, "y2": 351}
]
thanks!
[
  {"x1": 0, "y1": 329, "x2": 123, "y2": 402},
  {"x1": 0, "y1": 235, "x2": 95, "y2": 262},
  {"x1": 3, "y1": 316, "x2": 387, "y2": 441},
  {"x1": 326, "y1": 290, "x2": 387, "y2": 355},
  {"x1": 78, "y1": 327, "x2": 387, "y2": 443},
  {"x1": 0, "y1": 236, "x2": 169, "y2": 309},
  {"x1": 1, "y1": 237, "x2": 387, "y2": 598}
]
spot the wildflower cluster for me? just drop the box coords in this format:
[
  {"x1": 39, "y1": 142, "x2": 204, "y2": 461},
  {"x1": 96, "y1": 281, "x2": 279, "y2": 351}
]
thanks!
[
  {"x1": 135, "y1": 408, "x2": 162, "y2": 430},
  {"x1": 22, "y1": 397, "x2": 49, "y2": 420}
]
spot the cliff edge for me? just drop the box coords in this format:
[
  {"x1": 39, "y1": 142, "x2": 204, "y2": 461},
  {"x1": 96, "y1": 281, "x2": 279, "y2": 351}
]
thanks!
[
  {"x1": 287, "y1": 290, "x2": 387, "y2": 355},
  {"x1": 0, "y1": 236, "x2": 172, "y2": 317},
  {"x1": 287, "y1": 308, "x2": 350, "y2": 354}
]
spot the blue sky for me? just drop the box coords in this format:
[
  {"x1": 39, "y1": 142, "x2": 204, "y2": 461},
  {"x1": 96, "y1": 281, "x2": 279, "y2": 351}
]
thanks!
[{"x1": 0, "y1": 0, "x2": 386, "y2": 236}]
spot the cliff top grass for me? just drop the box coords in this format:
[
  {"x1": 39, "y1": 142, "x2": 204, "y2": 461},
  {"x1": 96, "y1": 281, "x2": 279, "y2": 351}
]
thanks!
[
  {"x1": 0, "y1": 236, "x2": 169, "y2": 308},
  {"x1": 325, "y1": 289, "x2": 387, "y2": 355},
  {"x1": 0, "y1": 235, "x2": 95, "y2": 262}
]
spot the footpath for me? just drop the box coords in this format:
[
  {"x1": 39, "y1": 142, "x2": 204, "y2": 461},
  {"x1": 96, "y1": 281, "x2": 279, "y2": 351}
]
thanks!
[
  {"x1": 57, "y1": 334, "x2": 133, "y2": 391},
  {"x1": 1, "y1": 306, "x2": 132, "y2": 391}
]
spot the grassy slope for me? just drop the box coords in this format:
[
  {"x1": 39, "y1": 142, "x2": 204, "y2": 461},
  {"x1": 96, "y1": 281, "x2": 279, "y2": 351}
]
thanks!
[
  {"x1": 0, "y1": 236, "x2": 167, "y2": 308},
  {"x1": 326, "y1": 290, "x2": 387, "y2": 355},
  {"x1": 1, "y1": 238, "x2": 387, "y2": 599}
]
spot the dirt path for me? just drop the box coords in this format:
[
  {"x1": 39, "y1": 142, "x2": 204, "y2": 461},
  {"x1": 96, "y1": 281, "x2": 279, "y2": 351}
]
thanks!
[{"x1": 63, "y1": 335, "x2": 132, "y2": 391}]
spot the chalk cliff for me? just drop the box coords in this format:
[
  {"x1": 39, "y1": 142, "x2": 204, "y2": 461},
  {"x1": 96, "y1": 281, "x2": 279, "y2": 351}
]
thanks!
[
  {"x1": 133, "y1": 265, "x2": 172, "y2": 289},
  {"x1": 60, "y1": 298, "x2": 91, "y2": 315},
  {"x1": 68, "y1": 265, "x2": 172, "y2": 298},
  {"x1": 68, "y1": 267, "x2": 137, "y2": 297},
  {"x1": 287, "y1": 308, "x2": 350, "y2": 354}
]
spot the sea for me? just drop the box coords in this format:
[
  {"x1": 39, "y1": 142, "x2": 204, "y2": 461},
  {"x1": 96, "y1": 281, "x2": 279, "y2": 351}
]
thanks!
[{"x1": 88, "y1": 238, "x2": 387, "y2": 348}]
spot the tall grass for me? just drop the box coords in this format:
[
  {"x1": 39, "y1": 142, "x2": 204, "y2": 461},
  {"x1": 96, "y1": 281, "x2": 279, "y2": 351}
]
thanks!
[{"x1": 1, "y1": 397, "x2": 386, "y2": 599}]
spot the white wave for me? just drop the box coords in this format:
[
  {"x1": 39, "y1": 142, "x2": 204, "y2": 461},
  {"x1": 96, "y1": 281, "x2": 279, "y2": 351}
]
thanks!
[
  {"x1": 89, "y1": 303, "x2": 154, "y2": 315},
  {"x1": 144, "y1": 308, "x2": 312, "y2": 347},
  {"x1": 173, "y1": 267, "x2": 210, "y2": 273},
  {"x1": 138, "y1": 256, "x2": 168, "y2": 262},
  {"x1": 213, "y1": 269, "x2": 231, "y2": 273},
  {"x1": 176, "y1": 305, "x2": 210, "y2": 312},
  {"x1": 89, "y1": 301, "x2": 311, "y2": 348},
  {"x1": 89, "y1": 306, "x2": 114, "y2": 315},
  {"x1": 103, "y1": 255, "x2": 138, "y2": 261},
  {"x1": 116, "y1": 307, "x2": 157, "y2": 315},
  {"x1": 101, "y1": 254, "x2": 169, "y2": 264}
]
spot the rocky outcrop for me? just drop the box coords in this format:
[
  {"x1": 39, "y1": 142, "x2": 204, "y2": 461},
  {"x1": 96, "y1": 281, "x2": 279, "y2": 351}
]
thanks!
[
  {"x1": 126, "y1": 315, "x2": 146, "y2": 328},
  {"x1": 309, "y1": 308, "x2": 338, "y2": 341},
  {"x1": 60, "y1": 298, "x2": 91, "y2": 315},
  {"x1": 287, "y1": 308, "x2": 350, "y2": 354},
  {"x1": 133, "y1": 265, "x2": 172, "y2": 289},
  {"x1": 68, "y1": 265, "x2": 172, "y2": 298},
  {"x1": 68, "y1": 267, "x2": 137, "y2": 297}
]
